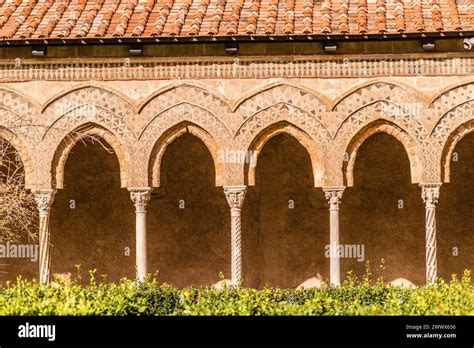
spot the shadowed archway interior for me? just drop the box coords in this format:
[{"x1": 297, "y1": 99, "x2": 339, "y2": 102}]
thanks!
[
  {"x1": 242, "y1": 133, "x2": 328, "y2": 289},
  {"x1": 438, "y1": 132, "x2": 474, "y2": 280},
  {"x1": 147, "y1": 133, "x2": 230, "y2": 288},
  {"x1": 340, "y1": 133, "x2": 425, "y2": 284},
  {"x1": 50, "y1": 138, "x2": 135, "y2": 283}
]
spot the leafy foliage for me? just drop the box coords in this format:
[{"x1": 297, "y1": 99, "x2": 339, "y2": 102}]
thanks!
[{"x1": 0, "y1": 270, "x2": 472, "y2": 316}]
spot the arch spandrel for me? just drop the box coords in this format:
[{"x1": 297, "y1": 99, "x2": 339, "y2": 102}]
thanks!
[{"x1": 328, "y1": 101, "x2": 428, "y2": 187}]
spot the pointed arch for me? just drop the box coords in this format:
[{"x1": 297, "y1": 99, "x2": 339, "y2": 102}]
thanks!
[
  {"x1": 344, "y1": 120, "x2": 422, "y2": 186},
  {"x1": 51, "y1": 123, "x2": 128, "y2": 189},
  {"x1": 148, "y1": 122, "x2": 224, "y2": 187},
  {"x1": 441, "y1": 119, "x2": 474, "y2": 183},
  {"x1": 245, "y1": 121, "x2": 324, "y2": 187}
]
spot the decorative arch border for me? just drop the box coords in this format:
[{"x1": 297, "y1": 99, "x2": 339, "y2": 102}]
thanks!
[
  {"x1": 244, "y1": 121, "x2": 324, "y2": 187},
  {"x1": 343, "y1": 120, "x2": 423, "y2": 186},
  {"x1": 231, "y1": 81, "x2": 332, "y2": 112},
  {"x1": 51, "y1": 123, "x2": 129, "y2": 189},
  {"x1": 332, "y1": 79, "x2": 429, "y2": 112},
  {"x1": 148, "y1": 122, "x2": 224, "y2": 187},
  {"x1": 441, "y1": 119, "x2": 474, "y2": 183},
  {"x1": 0, "y1": 127, "x2": 35, "y2": 189},
  {"x1": 41, "y1": 83, "x2": 135, "y2": 113},
  {"x1": 235, "y1": 102, "x2": 331, "y2": 144},
  {"x1": 0, "y1": 86, "x2": 42, "y2": 112},
  {"x1": 41, "y1": 103, "x2": 136, "y2": 144},
  {"x1": 137, "y1": 81, "x2": 232, "y2": 113},
  {"x1": 428, "y1": 79, "x2": 474, "y2": 106}
]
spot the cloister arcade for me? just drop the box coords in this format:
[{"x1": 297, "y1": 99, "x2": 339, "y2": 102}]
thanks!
[{"x1": 1, "y1": 78, "x2": 474, "y2": 288}]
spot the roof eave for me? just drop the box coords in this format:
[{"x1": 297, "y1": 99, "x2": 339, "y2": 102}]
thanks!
[{"x1": 0, "y1": 31, "x2": 473, "y2": 47}]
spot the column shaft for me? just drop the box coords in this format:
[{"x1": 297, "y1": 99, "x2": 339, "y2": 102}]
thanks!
[
  {"x1": 324, "y1": 188, "x2": 344, "y2": 286},
  {"x1": 33, "y1": 190, "x2": 56, "y2": 284},
  {"x1": 130, "y1": 189, "x2": 152, "y2": 282},
  {"x1": 421, "y1": 184, "x2": 441, "y2": 285},
  {"x1": 224, "y1": 186, "x2": 247, "y2": 286}
]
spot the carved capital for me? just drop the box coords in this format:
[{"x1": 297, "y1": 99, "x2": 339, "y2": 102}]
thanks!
[
  {"x1": 129, "y1": 188, "x2": 152, "y2": 212},
  {"x1": 323, "y1": 187, "x2": 345, "y2": 210},
  {"x1": 420, "y1": 183, "x2": 441, "y2": 207},
  {"x1": 224, "y1": 186, "x2": 247, "y2": 210},
  {"x1": 33, "y1": 190, "x2": 56, "y2": 216}
]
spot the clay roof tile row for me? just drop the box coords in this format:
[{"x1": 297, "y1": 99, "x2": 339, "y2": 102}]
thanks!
[
  {"x1": 0, "y1": 0, "x2": 470, "y2": 41},
  {"x1": 76, "y1": 0, "x2": 105, "y2": 38}
]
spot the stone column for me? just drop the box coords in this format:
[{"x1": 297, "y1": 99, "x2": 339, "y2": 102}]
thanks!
[
  {"x1": 420, "y1": 183, "x2": 441, "y2": 285},
  {"x1": 223, "y1": 185, "x2": 247, "y2": 286},
  {"x1": 130, "y1": 188, "x2": 152, "y2": 282},
  {"x1": 323, "y1": 187, "x2": 345, "y2": 286},
  {"x1": 33, "y1": 190, "x2": 56, "y2": 284}
]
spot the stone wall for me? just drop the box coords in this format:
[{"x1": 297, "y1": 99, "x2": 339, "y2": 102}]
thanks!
[{"x1": 1, "y1": 53, "x2": 474, "y2": 286}]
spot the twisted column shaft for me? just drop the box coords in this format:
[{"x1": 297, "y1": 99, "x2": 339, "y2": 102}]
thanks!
[
  {"x1": 224, "y1": 185, "x2": 247, "y2": 286},
  {"x1": 421, "y1": 184, "x2": 441, "y2": 285},
  {"x1": 33, "y1": 190, "x2": 56, "y2": 284}
]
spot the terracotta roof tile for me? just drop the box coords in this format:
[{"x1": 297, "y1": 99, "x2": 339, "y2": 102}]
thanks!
[
  {"x1": 227, "y1": 0, "x2": 243, "y2": 35},
  {"x1": 375, "y1": 0, "x2": 386, "y2": 34},
  {"x1": 113, "y1": 0, "x2": 138, "y2": 37},
  {"x1": 448, "y1": 0, "x2": 461, "y2": 31},
  {"x1": 20, "y1": 0, "x2": 54, "y2": 38},
  {"x1": 430, "y1": 0, "x2": 443, "y2": 32},
  {"x1": 394, "y1": 0, "x2": 405, "y2": 33},
  {"x1": 151, "y1": 0, "x2": 173, "y2": 36},
  {"x1": 245, "y1": 0, "x2": 259, "y2": 34},
  {"x1": 0, "y1": 0, "x2": 22, "y2": 28},
  {"x1": 59, "y1": 0, "x2": 87, "y2": 37},
  {"x1": 0, "y1": 0, "x2": 470, "y2": 40},
  {"x1": 188, "y1": 0, "x2": 209, "y2": 35},
  {"x1": 470, "y1": 2, "x2": 474, "y2": 30},
  {"x1": 302, "y1": 0, "x2": 312, "y2": 34},
  {"x1": 40, "y1": 0, "x2": 70, "y2": 38},
  {"x1": 356, "y1": 0, "x2": 367, "y2": 34},
  {"x1": 283, "y1": 0, "x2": 295, "y2": 35},
  {"x1": 320, "y1": 0, "x2": 331, "y2": 34},
  {"x1": 1, "y1": 0, "x2": 37, "y2": 39},
  {"x1": 131, "y1": 0, "x2": 155, "y2": 36},
  {"x1": 337, "y1": 0, "x2": 348, "y2": 34},
  {"x1": 264, "y1": 0, "x2": 277, "y2": 34},
  {"x1": 95, "y1": 0, "x2": 119, "y2": 37},
  {"x1": 207, "y1": 0, "x2": 225, "y2": 35},
  {"x1": 412, "y1": 0, "x2": 424, "y2": 32},
  {"x1": 75, "y1": 0, "x2": 104, "y2": 38}
]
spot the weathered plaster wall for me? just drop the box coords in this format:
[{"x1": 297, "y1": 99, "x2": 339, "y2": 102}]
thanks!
[{"x1": 1, "y1": 54, "x2": 474, "y2": 286}]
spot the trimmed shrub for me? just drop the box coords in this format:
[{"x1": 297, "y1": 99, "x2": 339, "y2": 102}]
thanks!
[{"x1": 0, "y1": 270, "x2": 472, "y2": 316}]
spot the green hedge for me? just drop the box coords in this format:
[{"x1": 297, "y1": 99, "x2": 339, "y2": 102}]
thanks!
[{"x1": 0, "y1": 270, "x2": 472, "y2": 316}]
